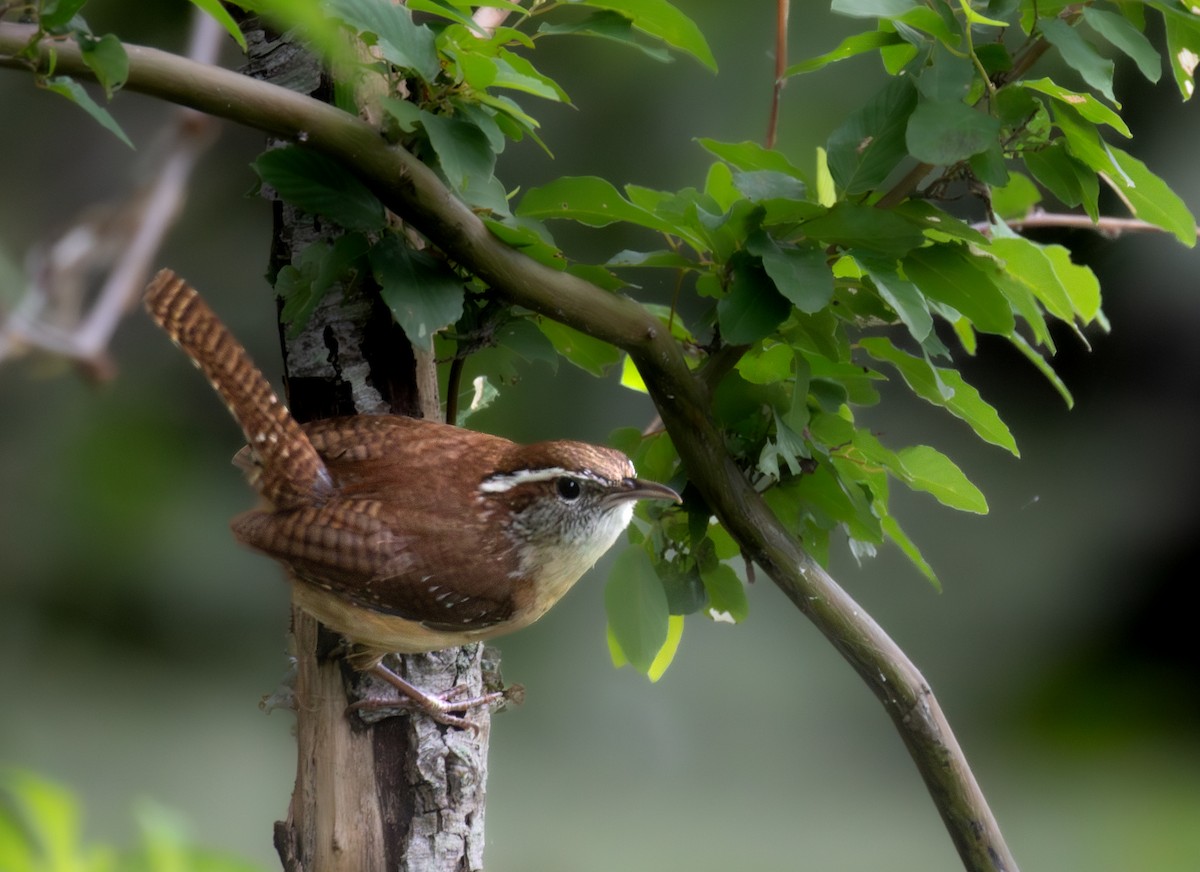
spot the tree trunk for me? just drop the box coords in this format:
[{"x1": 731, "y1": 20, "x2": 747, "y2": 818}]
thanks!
[{"x1": 241, "y1": 21, "x2": 490, "y2": 871}]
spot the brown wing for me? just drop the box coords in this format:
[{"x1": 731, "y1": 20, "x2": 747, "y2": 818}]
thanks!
[{"x1": 230, "y1": 498, "x2": 518, "y2": 631}]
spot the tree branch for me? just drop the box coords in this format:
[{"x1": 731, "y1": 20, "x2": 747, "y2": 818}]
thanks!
[{"x1": 0, "y1": 23, "x2": 1018, "y2": 871}]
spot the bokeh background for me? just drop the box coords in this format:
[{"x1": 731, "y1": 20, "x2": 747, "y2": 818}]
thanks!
[{"x1": 2, "y1": 1, "x2": 1199, "y2": 869}]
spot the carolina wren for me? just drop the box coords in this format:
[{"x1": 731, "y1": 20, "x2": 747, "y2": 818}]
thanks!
[{"x1": 143, "y1": 269, "x2": 679, "y2": 726}]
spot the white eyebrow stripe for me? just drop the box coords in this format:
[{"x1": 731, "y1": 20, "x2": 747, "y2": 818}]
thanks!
[{"x1": 479, "y1": 467, "x2": 612, "y2": 493}]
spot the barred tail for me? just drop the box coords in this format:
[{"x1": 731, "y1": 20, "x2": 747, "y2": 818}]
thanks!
[{"x1": 144, "y1": 269, "x2": 332, "y2": 508}]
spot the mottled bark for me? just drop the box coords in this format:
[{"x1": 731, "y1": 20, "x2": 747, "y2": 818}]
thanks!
[{"x1": 241, "y1": 21, "x2": 490, "y2": 872}]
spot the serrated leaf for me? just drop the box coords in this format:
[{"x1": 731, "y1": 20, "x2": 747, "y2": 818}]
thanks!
[
  {"x1": 277, "y1": 233, "x2": 370, "y2": 337},
  {"x1": 785, "y1": 29, "x2": 905, "y2": 76},
  {"x1": 906, "y1": 99, "x2": 1002, "y2": 164},
  {"x1": 253, "y1": 146, "x2": 386, "y2": 232},
  {"x1": 745, "y1": 232, "x2": 834, "y2": 313},
  {"x1": 605, "y1": 546, "x2": 670, "y2": 674},
  {"x1": 39, "y1": 76, "x2": 133, "y2": 148},
  {"x1": 902, "y1": 244, "x2": 1014, "y2": 335},
  {"x1": 1040, "y1": 18, "x2": 1117, "y2": 103},
  {"x1": 1081, "y1": 6, "x2": 1161, "y2": 83},
  {"x1": 419, "y1": 110, "x2": 497, "y2": 195},
  {"x1": 717, "y1": 256, "x2": 792, "y2": 344},
  {"x1": 326, "y1": 0, "x2": 439, "y2": 81},
  {"x1": 826, "y1": 75, "x2": 918, "y2": 195},
  {"x1": 370, "y1": 235, "x2": 465, "y2": 350},
  {"x1": 895, "y1": 445, "x2": 987, "y2": 513},
  {"x1": 187, "y1": 0, "x2": 248, "y2": 49},
  {"x1": 583, "y1": 0, "x2": 717, "y2": 71},
  {"x1": 859, "y1": 337, "x2": 1018, "y2": 455}
]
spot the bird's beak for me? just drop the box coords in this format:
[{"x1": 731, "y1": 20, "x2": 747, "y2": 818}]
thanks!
[{"x1": 609, "y1": 478, "x2": 682, "y2": 505}]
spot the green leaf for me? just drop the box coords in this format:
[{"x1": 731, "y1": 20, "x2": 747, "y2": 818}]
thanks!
[
  {"x1": 646, "y1": 615, "x2": 685, "y2": 682},
  {"x1": 39, "y1": 76, "x2": 133, "y2": 148},
  {"x1": 1023, "y1": 141, "x2": 1099, "y2": 213},
  {"x1": 990, "y1": 172, "x2": 1041, "y2": 220},
  {"x1": 915, "y1": 44, "x2": 975, "y2": 103},
  {"x1": 860, "y1": 260, "x2": 942, "y2": 354},
  {"x1": 859, "y1": 337, "x2": 1018, "y2": 455},
  {"x1": 696, "y1": 138, "x2": 809, "y2": 179},
  {"x1": 1158, "y1": 4, "x2": 1200, "y2": 100},
  {"x1": 39, "y1": 0, "x2": 89, "y2": 29},
  {"x1": 419, "y1": 110, "x2": 497, "y2": 195},
  {"x1": 736, "y1": 342, "x2": 795, "y2": 385},
  {"x1": 745, "y1": 232, "x2": 834, "y2": 313},
  {"x1": 832, "y1": 0, "x2": 919, "y2": 16},
  {"x1": 902, "y1": 244, "x2": 1015, "y2": 335},
  {"x1": 537, "y1": 11, "x2": 673, "y2": 64},
  {"x1": 905, "y1": 99, "x2": 1002, "y2": 164},
  {"x1": 327, "y1": 0, "x2": 439, "y2": 81},
  {"x1": 1039, "y1": 17, "x2": 1117, "y2": 103},
  {"x1": 76, "y1": 33, "x2": 128, "y2": 98},
  {"x1": 1021, "y1": 78, "x2": 1131, "y2": 136},
  {"x1": 895, "y1": 445, "x2": 988, "y2": 512},
  {"x1": 607, "y1": 249, "x2": 695, "y2": 269},
  {"x1": 1009, "y1": 330, "x2": 1074, "y2": 408},
  {"x1": 1105, "y1": 145, "x2": 1198, "y2": 247},
  {"x1": 537, "y1": 319, "x2": 622, "y2": 375},
  {"x1": 717, "y1": 255, "x2": 792, "y2": 344},
  {"x1": 276, "y1": 233, "x2": 370, "y2": 337},
  {"x1": 187, "y1": 0, "x2": 248, "y2": 50},
  {"x1": 802, "y1": 203, "x2": 926, "y2": 256},
  {"x1": 988, "y1": 235, "x2": 1078, "y2": 323},
  {"x1": 700, "y1": 563, "x2": 748, "y2": 622},
  {"x1": 1081, "y1": 6, "x2": 1161, "y2": 83},
  {"x1": 605, "y1": 546, "x2": 670, "y2": 674},
  {"x1": 370, "y1": 235, "x2": 465, "y2": 350},
  {"x1": 517, "y1": 176, "x2": 673, "y2": 232},
  {"x1": 881, "y1": 514, "x2": 940, "y2": 588},
  {"x1": 826, "y1": 75, "x2": 918, "y2": 195},
  {"x1": 785, "y1": 29, "x2": 906, "y2": 75},
  {"x1": 793, "y1": 461, "x2": 882, "y2": 543},
  {"x1": 582, "y1": 0, "x2": 717, "y2": 71},
  {"x1": 253, "y1": 146, "x2": 387, "y2": 232}
]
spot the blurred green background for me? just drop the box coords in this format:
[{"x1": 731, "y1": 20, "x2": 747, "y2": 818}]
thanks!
[{"x1": 2, "y1": 1, "x2": 1199, "y2": 869}]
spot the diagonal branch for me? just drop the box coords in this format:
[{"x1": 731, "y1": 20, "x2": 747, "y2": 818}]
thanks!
[{"x1": 0, "y1": 23, "x2": 1018, "y2": 872}]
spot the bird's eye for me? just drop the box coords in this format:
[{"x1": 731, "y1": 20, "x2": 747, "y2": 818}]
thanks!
[{"x1": 555, "y1": 477, "x2": 582, "y2": 501}]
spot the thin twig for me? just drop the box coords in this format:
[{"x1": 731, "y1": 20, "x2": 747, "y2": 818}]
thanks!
[
  {"x1": 0, "y1": 11, "x2": 221, "y2": 374},
  {"x1": 765, "y1": 0, "x2": 788, "y2": 149},
  {"x1": 979, "y1": 209, "x2": 1200, "y2": 239}
]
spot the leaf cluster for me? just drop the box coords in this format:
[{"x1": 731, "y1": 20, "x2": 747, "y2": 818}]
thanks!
[{"x1": 9, "y1": 0, "x2": 1196, "y2": 680}]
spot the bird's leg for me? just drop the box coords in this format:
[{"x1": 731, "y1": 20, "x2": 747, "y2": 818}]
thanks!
[{"x1": 348, "y1": 661, "x2": 506, "y2": 731}]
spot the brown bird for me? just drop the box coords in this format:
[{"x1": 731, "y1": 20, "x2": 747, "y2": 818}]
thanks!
[{"x1": 143, "y1": 269, "x2": 679, "y2": 727}]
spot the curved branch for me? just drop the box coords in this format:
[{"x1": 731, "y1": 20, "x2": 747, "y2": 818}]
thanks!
[{"x1": 0, "y1": 23, "x2": 1018, "y2": 872}]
